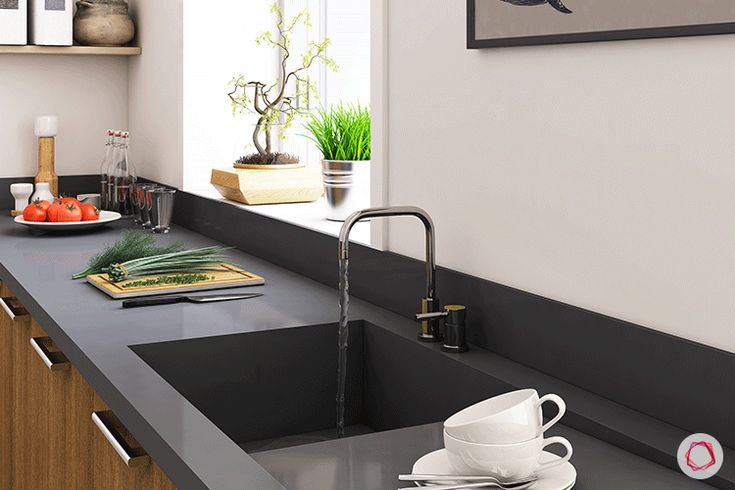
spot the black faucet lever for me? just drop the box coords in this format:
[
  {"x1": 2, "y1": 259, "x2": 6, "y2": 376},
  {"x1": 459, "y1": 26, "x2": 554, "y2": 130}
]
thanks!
[{"x1": 415, "y1": 304, "x2": 468, "y2": 353}]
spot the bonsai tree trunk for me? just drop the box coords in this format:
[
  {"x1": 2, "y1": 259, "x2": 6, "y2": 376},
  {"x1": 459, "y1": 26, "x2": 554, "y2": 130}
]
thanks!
[{"x1": 253, "y1": 117, "x2": 266, "y2": 156}]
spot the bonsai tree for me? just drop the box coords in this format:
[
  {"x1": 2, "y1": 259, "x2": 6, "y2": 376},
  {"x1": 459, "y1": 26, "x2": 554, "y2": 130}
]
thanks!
[{"x1": 228, "y1": 3, "x2": 337, "y2": 165}]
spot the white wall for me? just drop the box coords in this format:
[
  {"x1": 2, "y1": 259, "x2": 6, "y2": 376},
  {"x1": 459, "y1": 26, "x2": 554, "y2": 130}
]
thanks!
[
  {"x1": 0, "y1": 56, "x2": 128, "y2": 178},
  {"x1": 127, "y1": 0, "x2": 183, "y2": 188},
  {"x1": 384, "y1": 1, "x2": 735, "y2": 353}
]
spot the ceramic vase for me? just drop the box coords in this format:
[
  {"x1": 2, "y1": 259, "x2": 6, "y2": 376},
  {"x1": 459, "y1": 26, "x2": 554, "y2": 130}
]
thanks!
[{"x1": 73, "y1": 0, "x2": 134, "y2": 47}]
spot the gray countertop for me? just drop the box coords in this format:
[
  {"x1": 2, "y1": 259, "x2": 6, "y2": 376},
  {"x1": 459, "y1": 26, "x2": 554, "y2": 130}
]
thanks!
[{"x1": 0, "y1": 217, "x2": 708, "y2": 489}]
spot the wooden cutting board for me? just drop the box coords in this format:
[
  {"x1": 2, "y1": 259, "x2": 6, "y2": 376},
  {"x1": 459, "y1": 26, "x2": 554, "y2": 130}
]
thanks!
[{"x1": 87, "y1": 264, "x2": 265, "y2": 299}]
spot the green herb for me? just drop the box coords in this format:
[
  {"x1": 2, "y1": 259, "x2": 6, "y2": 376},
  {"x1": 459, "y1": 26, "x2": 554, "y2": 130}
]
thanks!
[
  {"x1": 303, "y1": 103, "x2": 371, "y2": 161},
  {"x1": 107, "y1": 246, "x2": 232, "y2": 283},
  {"x1": 120, "y1": 274, "x2": 214, "y2": 289},
  {"x1": 72, "y1": 230, "x2": 184, "y2": 280}
]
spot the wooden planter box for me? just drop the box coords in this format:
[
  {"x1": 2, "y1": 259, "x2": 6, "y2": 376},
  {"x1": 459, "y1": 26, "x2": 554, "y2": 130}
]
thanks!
[{"x1": 211, "y1": 165, "x2": 324, "y2": 205}]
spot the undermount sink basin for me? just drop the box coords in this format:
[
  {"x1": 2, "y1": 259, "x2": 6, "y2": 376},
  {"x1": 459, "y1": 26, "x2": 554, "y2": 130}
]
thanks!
[{"x1": 131, "y1": 322, "x2": 510, "y2": 453}]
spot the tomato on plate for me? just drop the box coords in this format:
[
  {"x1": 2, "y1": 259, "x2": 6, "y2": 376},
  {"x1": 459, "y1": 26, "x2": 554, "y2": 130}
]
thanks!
[
  {"x1": 31, "y1": 198, "x2": 50, "y2": 212},
  {"x1": 22, "y1": 203, "x2": 47, "y2": 222},
  {"x1": 55, "y1": 203, "x2": 82, "y2": 222},
  {"x1": 55, "y1": 196, "x2": 82, "y2": 208},
  {"x1": 80, "y1": 203, "x2": 100, "y2": 221},
  {"x1": 46, "y1": 200, "x2": 65, "y2": 222}
]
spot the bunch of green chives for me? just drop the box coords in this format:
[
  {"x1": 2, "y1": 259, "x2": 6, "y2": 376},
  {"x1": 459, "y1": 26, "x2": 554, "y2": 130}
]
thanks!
[{"x1": 107, "y1": 246, "x2": 232, "y2": 283}]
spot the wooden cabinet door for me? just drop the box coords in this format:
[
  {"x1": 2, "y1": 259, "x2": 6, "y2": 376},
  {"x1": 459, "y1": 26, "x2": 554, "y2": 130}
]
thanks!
[
  {"x1": 11, "y1": 317, "x2": 50, "y2": 489},
  {"x1": 90, "y1": 398, "x2": 176, "y2": 490},
  {"x1": 39, "y1": 334, "x2": 97, "y2": 489},
  {"x1": 0, "y1": 284, "x2": 19, "y2": 489}
]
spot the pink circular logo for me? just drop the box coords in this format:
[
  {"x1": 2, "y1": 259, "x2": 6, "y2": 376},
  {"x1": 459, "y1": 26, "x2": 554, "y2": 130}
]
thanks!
[{"x1": 677, "y1": 433, "x2": 723, "y2": 479}]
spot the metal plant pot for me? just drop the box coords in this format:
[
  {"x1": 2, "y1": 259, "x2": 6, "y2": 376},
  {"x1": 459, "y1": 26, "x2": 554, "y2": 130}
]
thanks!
[{"x1": 322, "y1": 160, "x2": 370, "y2": 221}]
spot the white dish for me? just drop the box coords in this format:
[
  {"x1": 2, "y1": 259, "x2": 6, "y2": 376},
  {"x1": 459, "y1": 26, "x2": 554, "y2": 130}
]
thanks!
[
  {"x1": 412, "y1": 449, "x2": 576, "y2": 490},
  {"x1": 14, "y1": 211, "x2": 122, "y2": 231}
]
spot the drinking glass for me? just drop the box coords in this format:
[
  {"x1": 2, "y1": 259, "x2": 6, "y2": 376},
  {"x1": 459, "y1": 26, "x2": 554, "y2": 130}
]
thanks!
[
  {"x1": 130, "y1": 183, "x2": 143, "y2": 224},
  {"x1": 134, "y1": 184, "x2": 156, "y2": 227},
  {"x1": 149, "y1": 189, "x2": 176, "y2": 234},
  {"x1": 143, "y1": 186, "x2": 166, "y2": 229}
]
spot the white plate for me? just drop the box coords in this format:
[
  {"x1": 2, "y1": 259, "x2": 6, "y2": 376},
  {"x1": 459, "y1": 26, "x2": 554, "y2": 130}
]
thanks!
[
  {"x1": 412, "y1": 449, "x2": 576, "y2": 490},
  {"x1": 14, "y1": 211, "x2": 122, "y2": 231}
]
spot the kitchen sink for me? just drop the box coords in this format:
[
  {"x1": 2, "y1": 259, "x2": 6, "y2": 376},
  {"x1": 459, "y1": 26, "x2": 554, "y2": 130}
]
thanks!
[{"x1": 131, "y1": 322, "x2": 510, "y2": 453}]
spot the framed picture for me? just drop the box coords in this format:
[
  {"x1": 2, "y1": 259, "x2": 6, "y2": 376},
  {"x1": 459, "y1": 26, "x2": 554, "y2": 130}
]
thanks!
[{"x1": 467, "y1": 0, "x2": 735, "y2": 48}]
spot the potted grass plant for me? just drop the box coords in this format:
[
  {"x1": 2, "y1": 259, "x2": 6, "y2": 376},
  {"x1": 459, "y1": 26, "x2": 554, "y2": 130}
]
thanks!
[{"x1": 303, "y1": 103, "x2": 371, "y2": 221}]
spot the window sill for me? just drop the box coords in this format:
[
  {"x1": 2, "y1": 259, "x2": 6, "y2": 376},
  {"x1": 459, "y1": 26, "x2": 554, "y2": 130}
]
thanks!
[{"x1": 185, "y1": 187, "x2": 371, "y2": 246}]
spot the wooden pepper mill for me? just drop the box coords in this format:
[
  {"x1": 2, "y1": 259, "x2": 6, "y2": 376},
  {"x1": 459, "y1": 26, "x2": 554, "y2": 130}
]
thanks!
[{"x1": 34, "y1": 116, "x2": 59, "y2": 197}]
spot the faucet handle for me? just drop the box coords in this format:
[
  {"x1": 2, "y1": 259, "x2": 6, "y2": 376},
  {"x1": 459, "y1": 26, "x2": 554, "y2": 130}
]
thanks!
[
  {"x1": 415, "y1": 305, "x2": 468, "y2": 353},
  {"x1": 415, "y1": 298, "x2": 443, "y2": 343},
  {"x1": 415, "y1": 311, "x2": 447, "y2": 321},
  {"x1": 442, "y1": 305, "x2": 468, "y2": 353}
]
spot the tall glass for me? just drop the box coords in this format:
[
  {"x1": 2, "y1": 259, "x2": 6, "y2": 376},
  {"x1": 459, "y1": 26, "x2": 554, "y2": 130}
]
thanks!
[
  {"x1": 150, "y1": 189, "x2": 176, "y2": 234},
  {"x1": 143, "y1": 186, "x2": 166, "y2": 229},
  {"x1": 134, "y1": 183, "x2": 156, "y2": 227}
]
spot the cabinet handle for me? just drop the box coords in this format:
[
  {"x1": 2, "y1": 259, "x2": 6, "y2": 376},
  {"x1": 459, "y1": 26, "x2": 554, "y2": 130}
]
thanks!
[
  {"x1": 0, "y1": 296, "x2": 29, "y2": 322},
  {"x1": 29, "y1": 337, "x2": 70, "y2": 371},
  {"x1": 92, "y1": 411, "x2": 151, "y2": 468}
]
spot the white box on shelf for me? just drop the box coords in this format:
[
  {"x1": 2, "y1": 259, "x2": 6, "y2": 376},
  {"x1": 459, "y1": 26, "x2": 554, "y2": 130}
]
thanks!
[
  {"x1": 0, "y1": 0, "x2": 27, "y2": 45},
  {"x1": 29, "y1": 0, "x2": 72, "y2": 46}
]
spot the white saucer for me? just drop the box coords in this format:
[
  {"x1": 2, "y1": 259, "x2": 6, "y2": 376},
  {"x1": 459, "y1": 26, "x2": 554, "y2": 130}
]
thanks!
[{"x1": 412, "y1": 449, "x2": 576, "y2": 490}]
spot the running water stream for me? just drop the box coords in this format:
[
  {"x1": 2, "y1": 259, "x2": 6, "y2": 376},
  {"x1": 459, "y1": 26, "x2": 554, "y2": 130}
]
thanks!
[{"x1": 336, "y1": 257, "x2": 350, "y2": 437}]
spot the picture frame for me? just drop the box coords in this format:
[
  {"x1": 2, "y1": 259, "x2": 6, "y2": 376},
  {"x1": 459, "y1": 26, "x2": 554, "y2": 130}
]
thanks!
[{"x1": 467, "y1": 0, "x2": 735, "y2": 49}]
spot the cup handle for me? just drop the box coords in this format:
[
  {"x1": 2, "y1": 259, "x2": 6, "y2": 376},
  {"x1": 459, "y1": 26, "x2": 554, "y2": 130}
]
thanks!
[
  {"x1": 537, "y1": 393, "x2": 566, "y2": 434},
  {"x1": 537, "y1": 436, "x2": 573, "y2": 473}
]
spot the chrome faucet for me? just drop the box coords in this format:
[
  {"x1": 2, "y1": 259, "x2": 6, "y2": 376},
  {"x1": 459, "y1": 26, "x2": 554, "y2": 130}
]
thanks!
[{"x1": 339, "y1": 206, "x2": 443, "y2": 342}]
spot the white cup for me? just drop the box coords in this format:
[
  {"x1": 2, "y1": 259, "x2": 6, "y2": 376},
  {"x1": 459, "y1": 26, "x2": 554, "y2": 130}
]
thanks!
[
  {"x1": 444, "y1": 430, "x2": 573, "y2": 481},
  {"x1": 444, "y1": 389, "x2": 566, "y2": 443}
]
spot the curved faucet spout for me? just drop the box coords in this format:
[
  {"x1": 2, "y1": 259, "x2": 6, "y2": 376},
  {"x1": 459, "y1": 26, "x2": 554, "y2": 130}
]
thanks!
[
  {"x1": 338, "y1": 206, "x2": 436, "y2": 301},
  {"x1": 335, "y1": 206, "x2": 442, "y2": 437}
]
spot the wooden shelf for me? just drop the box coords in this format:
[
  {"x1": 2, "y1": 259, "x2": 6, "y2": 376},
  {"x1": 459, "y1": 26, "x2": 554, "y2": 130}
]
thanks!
[{"x1": 0, "y1": 45, "x2": 141, "y2": 56}]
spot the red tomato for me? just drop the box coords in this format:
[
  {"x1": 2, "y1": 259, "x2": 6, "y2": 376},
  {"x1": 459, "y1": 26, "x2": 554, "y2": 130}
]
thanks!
[
  {"x1": 46, "y1": 200, "x2": 65, "y2": 222},
  {"x1": 55, "y1": 203, "x2": 82, "y2": 222},
  {"x1": 22, "y1": 203, "x2": 47, "y2": 222},
  {"x1": 56, "y1": 196, "x2": 82, "y2": 208},
  {"x1": 80, "y1": 203, "x2": 100, "y2": 221},
  {"x1": 31, "y1": 198, "x2": 50, "y2": 212}
]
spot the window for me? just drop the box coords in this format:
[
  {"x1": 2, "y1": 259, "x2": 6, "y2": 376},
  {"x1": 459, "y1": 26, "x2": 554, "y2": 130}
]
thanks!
[{"x1": 182, "y1": 0, "x2": 371, "y2": 243}]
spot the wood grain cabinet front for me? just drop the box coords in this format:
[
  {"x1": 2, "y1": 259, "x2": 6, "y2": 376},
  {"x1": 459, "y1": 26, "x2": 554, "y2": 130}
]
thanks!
[{"x1": 0, "y1": 284, "x2": 176, "y2": 489}]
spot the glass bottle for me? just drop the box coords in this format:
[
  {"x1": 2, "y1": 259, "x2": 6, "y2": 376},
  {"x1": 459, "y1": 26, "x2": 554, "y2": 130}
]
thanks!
[
  {"x1": 99, "y1": 129, "x2": 115, "y2": 210},
  {"x1": 110, "y1": 131, "x2": 137, "y2": 217},
  {"x1": 107, "y1": 131, "x2": 121, "y2": 212}
]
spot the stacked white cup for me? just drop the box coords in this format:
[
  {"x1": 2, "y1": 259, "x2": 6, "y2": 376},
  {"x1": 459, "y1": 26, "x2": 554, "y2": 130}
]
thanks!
[{"x1": 443, "y1": 389, "x2": 572, "y2": 481}]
